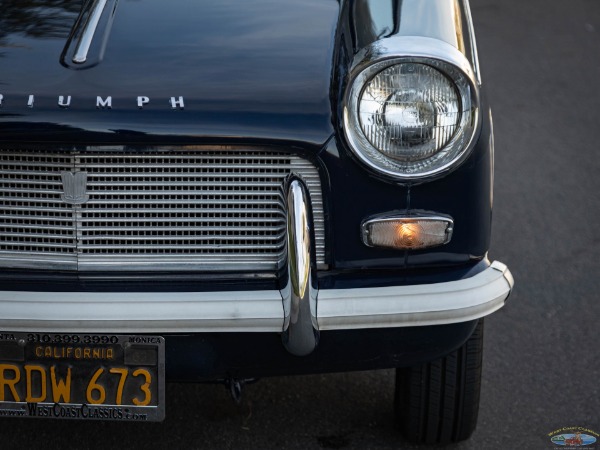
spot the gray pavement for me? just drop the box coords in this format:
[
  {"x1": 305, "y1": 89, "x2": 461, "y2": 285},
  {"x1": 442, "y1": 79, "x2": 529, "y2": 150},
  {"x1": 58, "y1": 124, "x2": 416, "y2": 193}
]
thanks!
[{"x1": 1, "y1": 0, "x2": 599, "y2": 448}]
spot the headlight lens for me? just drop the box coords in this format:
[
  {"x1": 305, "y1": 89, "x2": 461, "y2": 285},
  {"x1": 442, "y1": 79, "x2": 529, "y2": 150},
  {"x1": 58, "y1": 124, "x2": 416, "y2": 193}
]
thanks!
[
  {"x1": 359, "y1": 64, "x2": 459, "y2": 162},
  {"x1": 344, "y1": 58, "x2": 478, "y2": 181}
]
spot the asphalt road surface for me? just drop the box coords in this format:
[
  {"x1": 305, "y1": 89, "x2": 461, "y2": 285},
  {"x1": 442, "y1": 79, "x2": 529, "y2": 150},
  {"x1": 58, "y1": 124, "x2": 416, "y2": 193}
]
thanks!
[{"x1": 1, "y1": 0, "x2": 599, "y2": 448}]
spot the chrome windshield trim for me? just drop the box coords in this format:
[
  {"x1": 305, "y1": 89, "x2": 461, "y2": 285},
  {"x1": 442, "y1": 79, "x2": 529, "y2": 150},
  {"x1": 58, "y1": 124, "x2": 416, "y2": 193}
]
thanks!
[
  {"x1": 73, "y1": 0, "x2": 108, "y2": 64},
  {"x1": 0, "y1": 262, "x2": 512, "y2": 333}
]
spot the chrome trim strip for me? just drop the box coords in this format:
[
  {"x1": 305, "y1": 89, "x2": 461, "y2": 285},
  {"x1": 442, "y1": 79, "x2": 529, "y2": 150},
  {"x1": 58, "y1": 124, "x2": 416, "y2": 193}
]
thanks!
[
  {"x1": 280, "y1": 176, "x2": 319, "y2": 356},
  {"x1": 0, "y1": 256, "x2": 288, "y2": 273},
  {"x1": 461, "y1": 0, "x2": 482, "y2": 85},
  {"x1": 0, "y1": 262, "x2": 512, "y2": 333},
  {"x1": 73, "y1": 0, "x2": 108, "y2": 64},
  {"x1": 395, "y1": 0, "x2": 466, "y2": 51}
]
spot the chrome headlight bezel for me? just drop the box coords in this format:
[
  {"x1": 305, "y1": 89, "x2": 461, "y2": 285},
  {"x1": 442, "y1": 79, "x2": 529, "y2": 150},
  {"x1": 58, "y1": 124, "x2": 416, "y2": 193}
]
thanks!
[{"x1": 343, "y1": 37, "x2": 481, "y2": 183}]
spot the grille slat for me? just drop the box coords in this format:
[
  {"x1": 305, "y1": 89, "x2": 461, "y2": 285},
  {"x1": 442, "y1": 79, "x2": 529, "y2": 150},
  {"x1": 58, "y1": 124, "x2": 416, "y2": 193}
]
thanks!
[
  {"x1": 2, "y1": 231, "x2": 76, "y2": 239},
  {"x1": 1, "y1": 170, "x2": 70, "y2": 177},
  {"x1": 2, "y1": 224, "x2": 75, "y2": 231},
  {"x1": 0, "y1": 242, "x2": 77, "y2": 249},
  {"x1": 0, "y1": 148, "x2": 326, "y2": 271},
  {"x1": 81, "y1": 163, "x2": 303, "y2": 169},
  {"x1": 78, "y1": 244, "x2": 285, "y2": 250},
  {"x1": 84, "y1": 199, "x2": 285, "y2": 206},
  {"x1": 1, "y1": 180, "x2": 63, "y2": 186},
  {"x1": 1, "y1": 197, "x2": 66, "y2": 204},
  {"x1": 0, "y1": 207, "x2": 74, "y2": 214},
  {"x1": 77, "y1": 233, "x2": 286, "y2": 242},
  {"x1": 77, "y1": 217, "x2": 284, "y2": 224},
  {"x1": 78, "y1": 207, "x2": 287, "y2": 214},
  {"x1": 79, "y1": 226, "x2": 285, "y2": 232},
  {"x1": 88, "y1": 179, "x2": 292, "y2": 185}
]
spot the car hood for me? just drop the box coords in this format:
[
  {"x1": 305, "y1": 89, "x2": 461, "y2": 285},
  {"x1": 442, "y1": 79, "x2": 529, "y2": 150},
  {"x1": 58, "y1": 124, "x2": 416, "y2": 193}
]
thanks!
[{"x1": 0, "y1": 0, "x2": 339, "y2": 146}]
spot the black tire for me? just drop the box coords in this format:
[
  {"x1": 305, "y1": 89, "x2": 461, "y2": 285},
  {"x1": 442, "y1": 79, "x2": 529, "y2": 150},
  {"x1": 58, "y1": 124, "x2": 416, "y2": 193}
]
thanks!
[{"x1": 394, "y1": 320, "x2": 484, "y2": 445}]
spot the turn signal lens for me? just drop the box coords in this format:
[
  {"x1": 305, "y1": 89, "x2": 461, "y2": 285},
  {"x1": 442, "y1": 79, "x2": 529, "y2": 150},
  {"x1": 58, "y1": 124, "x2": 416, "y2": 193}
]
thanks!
[{"x1": 362, "y1": 215, "x2": 453, "y2": 250}]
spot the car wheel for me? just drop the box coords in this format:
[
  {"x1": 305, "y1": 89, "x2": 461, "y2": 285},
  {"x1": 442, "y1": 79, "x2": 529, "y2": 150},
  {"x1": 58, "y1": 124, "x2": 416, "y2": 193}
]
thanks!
[{"x1": 394, "y1": 319, "x2": 484, "y2": 444}]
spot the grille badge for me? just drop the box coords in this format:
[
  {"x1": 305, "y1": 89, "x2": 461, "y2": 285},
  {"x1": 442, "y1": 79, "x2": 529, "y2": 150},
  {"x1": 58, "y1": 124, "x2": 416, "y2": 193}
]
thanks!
[{"x1": 60, "y1": 171, "x2": 90, "y2": 205}]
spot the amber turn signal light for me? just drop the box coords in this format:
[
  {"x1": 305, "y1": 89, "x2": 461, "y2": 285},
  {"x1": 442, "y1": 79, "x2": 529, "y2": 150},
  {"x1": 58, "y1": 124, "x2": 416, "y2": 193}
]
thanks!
[{"x1": 361, "y1": 214, "x2": 453, "y2": 250}]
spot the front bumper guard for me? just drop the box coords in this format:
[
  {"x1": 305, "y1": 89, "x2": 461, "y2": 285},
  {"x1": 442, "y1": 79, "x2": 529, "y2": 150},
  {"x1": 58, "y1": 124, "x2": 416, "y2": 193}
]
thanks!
[{"x1": 279, "y1": 176, "x2": 319, "y2": 356}]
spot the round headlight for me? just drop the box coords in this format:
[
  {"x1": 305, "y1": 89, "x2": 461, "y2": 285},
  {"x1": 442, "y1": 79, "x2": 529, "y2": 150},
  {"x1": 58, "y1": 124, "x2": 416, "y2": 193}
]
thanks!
[{"x1": 344, "y1": 58, "x2": 478, "y2": 181}]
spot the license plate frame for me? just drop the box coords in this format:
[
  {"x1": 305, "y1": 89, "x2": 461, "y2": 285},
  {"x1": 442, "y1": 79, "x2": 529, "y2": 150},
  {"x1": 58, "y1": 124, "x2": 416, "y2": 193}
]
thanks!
[{"x1": 0, "y1": 332, "x2": 165, "y2": 422}]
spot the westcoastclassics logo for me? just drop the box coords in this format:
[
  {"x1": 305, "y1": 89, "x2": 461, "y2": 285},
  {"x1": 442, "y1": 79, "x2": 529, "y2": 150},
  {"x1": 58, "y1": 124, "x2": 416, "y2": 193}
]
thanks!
[{"x1": 548, "y1": 427, "x2": 598, "y2": 448}]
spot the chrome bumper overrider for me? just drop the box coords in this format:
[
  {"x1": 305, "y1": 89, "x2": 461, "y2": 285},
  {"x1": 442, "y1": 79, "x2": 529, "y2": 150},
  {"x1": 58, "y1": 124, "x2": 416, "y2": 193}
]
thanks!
[
  {"x1": 0, "y1": 177, "x2": 514, "y2": 355},
  {"x1": 279, "y1": 176, "x2": 319, "y2": 355}
]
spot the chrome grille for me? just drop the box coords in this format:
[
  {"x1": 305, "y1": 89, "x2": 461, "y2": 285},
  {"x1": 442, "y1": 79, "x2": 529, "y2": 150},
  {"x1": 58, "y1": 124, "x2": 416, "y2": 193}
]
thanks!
[{"x1": 0, "y1": 148, "x2": 325, "y2": 271}]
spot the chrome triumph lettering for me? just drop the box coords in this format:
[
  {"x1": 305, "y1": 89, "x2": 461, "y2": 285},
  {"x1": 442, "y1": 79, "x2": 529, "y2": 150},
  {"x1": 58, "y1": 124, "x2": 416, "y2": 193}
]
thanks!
[
  {"x1": 137, "y1": 96, "x2": 150, "y2": 108},
  {"x1": 58, "y1": 95, "x2": 72, "y2": 108},
  {"x1": 0, "y1": 95, "x2": 186, "y2": 109},
  {"x1": 96, "y1": 96, "x2": 112, "y2": 109},
  {"x1": 170, "y1": 96, "x2": 185, "y2": 110}
]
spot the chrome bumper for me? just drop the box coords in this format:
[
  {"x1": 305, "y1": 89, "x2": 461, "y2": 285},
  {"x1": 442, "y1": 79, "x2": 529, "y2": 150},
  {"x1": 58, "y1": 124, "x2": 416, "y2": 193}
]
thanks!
[
  {"x1": 0, "y1": 177, "x2": 514, "y2": 355},
  {"x1": 0, "y1": 261, "x2": 513, "y2": 331}
]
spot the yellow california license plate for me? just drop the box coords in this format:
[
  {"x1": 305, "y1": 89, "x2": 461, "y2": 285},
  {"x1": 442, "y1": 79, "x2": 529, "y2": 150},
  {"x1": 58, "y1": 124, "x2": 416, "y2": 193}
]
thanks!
[{"x1": 0, "y1": 332, "x2": 165, "y2": 421}]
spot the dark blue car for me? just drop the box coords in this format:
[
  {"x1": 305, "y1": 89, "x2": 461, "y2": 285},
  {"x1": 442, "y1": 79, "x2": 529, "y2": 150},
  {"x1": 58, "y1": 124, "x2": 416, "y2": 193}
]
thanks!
[{"x1": 0, "y1": 0, "x2": 513, "y2": 444}]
